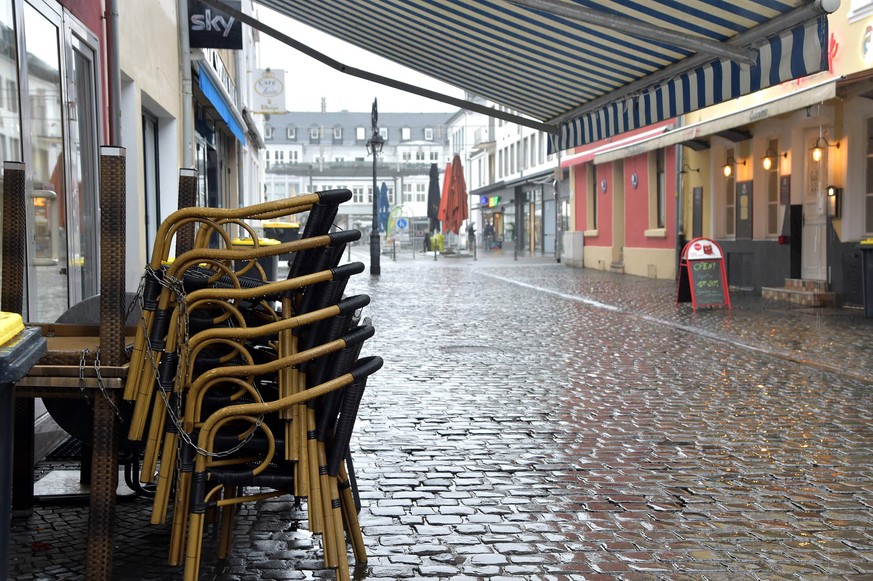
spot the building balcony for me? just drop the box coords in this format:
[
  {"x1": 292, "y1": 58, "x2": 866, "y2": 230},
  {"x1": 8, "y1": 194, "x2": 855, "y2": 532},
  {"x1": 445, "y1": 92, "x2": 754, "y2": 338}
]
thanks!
[{"x1": 266, "y1": 161, "x2": 436, "y2": 178}]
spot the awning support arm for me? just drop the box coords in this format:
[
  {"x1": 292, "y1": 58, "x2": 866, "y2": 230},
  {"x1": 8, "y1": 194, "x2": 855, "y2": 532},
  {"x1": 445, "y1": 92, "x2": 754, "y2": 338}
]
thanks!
[
  {"x1": 507, "y1": 0, "x2": 756, "y2": 66},
  {"x1": 199, "y1": 0, "x2": 557, "y2": 134},
  {"x1": 551, "y1": 0, "x2": 840, "y2": 126}
]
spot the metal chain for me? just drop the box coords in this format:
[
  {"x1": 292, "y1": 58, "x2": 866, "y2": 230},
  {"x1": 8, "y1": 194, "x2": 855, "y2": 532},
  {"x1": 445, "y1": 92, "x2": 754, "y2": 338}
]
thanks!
[
  {"x1": 138, "y1": 269, "x2": 265, "y2": 459},
  {"x1": 92, "y1": 347, "x2": 123, "y2": 420}
]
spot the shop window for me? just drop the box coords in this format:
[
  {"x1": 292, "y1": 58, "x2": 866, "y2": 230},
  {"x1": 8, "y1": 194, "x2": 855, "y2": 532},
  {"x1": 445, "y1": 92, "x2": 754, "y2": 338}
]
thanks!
[
  {"x1": 766, "y1": 138, "x2": 779, "y2": 236},
  {"x1": 725, "y1": 147, "x2": 736, "y2": 237},
  {"x1": 866, "y1": 118, "x2": 873, "y2": 234}
]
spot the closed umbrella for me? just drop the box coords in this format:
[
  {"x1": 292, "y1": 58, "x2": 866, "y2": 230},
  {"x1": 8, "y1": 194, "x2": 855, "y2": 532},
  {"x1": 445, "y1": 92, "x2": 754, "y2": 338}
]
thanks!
[
  {"x1": 444, "y1": 154, "x2": 468, "y2": 235},
  {"x1": 426, "y1": 163, "x2": 441, "y2": 233},
  {"x1": 377, "y1": 181, "x2": 390, "y2": 232},
  {"x1": 437, "y1": 162, "x2": 450, "y2": 232}
]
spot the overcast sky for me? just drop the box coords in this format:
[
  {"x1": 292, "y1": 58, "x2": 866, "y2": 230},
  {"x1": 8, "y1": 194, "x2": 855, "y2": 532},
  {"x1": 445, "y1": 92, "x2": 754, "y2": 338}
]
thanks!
[{"x1": 255, "y1": 5, "x2": 462, "y2": 114}]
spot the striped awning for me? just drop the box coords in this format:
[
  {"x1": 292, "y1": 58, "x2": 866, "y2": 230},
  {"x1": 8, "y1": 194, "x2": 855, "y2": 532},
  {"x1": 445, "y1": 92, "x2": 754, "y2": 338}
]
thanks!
[{"x1": 237, "y1": 0, "x2": 834, "y2": 151}]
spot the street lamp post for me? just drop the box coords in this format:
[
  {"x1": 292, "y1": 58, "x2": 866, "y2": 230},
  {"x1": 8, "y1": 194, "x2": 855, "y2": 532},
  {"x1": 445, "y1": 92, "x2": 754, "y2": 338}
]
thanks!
[{"x1": 366, "y1": 98, "x2": 385, "y2": 276}]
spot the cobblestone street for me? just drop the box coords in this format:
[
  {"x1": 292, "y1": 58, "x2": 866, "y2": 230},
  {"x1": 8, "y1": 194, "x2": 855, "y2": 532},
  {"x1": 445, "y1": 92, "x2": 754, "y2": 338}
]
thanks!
[{"x1": 9, "y1": 247, "x2": 873, "y2": 580}]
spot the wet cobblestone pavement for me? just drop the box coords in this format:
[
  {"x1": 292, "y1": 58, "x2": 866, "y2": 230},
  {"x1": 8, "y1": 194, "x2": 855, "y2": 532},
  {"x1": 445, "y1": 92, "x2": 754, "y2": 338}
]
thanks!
[{"x1": 9, "y1": 247, "x2": 873, "y2": 580}]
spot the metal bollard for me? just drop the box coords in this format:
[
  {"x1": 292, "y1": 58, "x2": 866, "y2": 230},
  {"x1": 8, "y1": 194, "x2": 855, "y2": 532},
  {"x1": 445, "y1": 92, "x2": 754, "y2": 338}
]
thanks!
[
  {"x1": 392, "y1": 239, "x2": 396, "y2": 261},
  {"x1": 514, "y1": 248, "x2": 517, "y2": 261}
]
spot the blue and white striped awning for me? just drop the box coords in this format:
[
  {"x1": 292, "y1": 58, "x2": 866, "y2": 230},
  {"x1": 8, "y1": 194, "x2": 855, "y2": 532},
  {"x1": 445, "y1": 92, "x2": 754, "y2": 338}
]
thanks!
[{"x1": 245, "y1": 0, "x2": 833, "y2": 151}]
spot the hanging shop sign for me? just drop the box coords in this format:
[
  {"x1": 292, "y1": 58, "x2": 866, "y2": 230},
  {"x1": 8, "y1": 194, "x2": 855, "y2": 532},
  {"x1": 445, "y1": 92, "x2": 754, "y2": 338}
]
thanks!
[
  {"x1": 677, "y1": 237, "x2": 731, "y2": 311},
  {"x1": 188, "y1": 0, "x2": 243, "y2": 50},
  {"x1": 251, "y1": 68, "x2": 287, "y2": 114}
]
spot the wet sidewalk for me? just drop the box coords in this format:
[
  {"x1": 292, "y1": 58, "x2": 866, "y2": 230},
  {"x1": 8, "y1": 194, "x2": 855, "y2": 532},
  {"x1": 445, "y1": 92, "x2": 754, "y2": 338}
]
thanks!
[{"x1": 8, "y1": 247, "x2": 873, "y2": 580}]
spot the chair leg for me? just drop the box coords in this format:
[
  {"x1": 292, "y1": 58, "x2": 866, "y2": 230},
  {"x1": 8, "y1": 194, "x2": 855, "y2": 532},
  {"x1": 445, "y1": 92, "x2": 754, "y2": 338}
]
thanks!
[
  {"x1": 218, "y1": 485, "x2": 237, "y2": 560},
  {"x1": 150, "y1": 431, "x2": 179, "y2": 524},
  {"x1": 305, "y1": 408, "x2": 324, "y2": 536},
  {"x1": 328, "y1": 476, "x2": 350, "y2": 581},
  {"x1": 183, "y1": 511, "x2": 206, "y2": 581},
  {"x1": 338, "y1": 465, "x2": 366, "y2": 564},
  {"x1": 168, "y1": 464, "x2": 194, "y2": 566}
]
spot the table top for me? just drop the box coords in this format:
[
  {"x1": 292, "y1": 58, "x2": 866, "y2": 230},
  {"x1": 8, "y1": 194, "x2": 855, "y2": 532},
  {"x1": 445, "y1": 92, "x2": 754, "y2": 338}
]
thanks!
[{"x1": 0, "y1": 326, "x2": 46, "y2": 384}]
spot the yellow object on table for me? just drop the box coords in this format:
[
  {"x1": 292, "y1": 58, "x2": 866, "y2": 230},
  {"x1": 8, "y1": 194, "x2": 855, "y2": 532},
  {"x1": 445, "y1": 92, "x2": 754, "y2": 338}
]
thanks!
[{"x1": 0, "y1": 312, "x2": 24, "y2": 346}]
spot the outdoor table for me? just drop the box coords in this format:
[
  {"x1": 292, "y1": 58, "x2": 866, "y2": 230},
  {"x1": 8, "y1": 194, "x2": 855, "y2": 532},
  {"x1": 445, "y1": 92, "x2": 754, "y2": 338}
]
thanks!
[
  {"x1": 0, "y1": 325, "x2": 47, "y2": 581},
  {"x1": 12, "y1": 322, "x2": 132, "y2": 581}
]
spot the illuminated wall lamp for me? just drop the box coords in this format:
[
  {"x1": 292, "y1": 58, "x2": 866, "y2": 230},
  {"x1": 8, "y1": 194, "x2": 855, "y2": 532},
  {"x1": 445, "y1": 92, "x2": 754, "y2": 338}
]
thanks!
[
  {"x1": 826, "y1": 185, "x2": 841, "y2": 218},
  {"x1": 723, "y1": 156, "x2": 745, "y2": 177},
  {"x1": 811, "y1": 137, "x2": 839, "y2": 162},
  {"x1": 762, "y1": 149, "x2": 787, "y2": 171}
]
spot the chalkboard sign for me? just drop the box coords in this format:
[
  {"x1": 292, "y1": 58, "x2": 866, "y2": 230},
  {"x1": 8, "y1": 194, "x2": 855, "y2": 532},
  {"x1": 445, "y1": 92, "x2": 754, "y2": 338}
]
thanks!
[
  {"x1": 677, "y1": 238, "x2": 731, "y2": 311},
  {"x1": 689, "y1": 259, "x2": 725, "y2": 306}
]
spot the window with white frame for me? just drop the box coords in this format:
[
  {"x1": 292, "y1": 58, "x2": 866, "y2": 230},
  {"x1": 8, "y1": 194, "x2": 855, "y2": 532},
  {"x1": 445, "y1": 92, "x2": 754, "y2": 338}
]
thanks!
[
  {"x1": 286, "y1": 127, "x2": 296, "y2": 139},
  {"x1": 430, "y1": 151, "x2": 439, "y2": 161},
  {"x1": 379, "y1": 128, "x2": 388, "y2": 140},
  {"x1": 356, "y1": 126, "x2": 366, "y2": 140},
  {"x1": 850, "y1": 0, "x2": 873, "y2": 22},
  {"x1": 416, "y1": 183, "x2": 426, "y2": 202},
  {"x1": 415, "y1": 150, "x2": 425, "y2": 161},
  {"x1": 402, "y1": 151, "x2": 411, "y2": 162},
  {"x1": 588, "y1": 163, "x2": 597, "y2": 230},
  {"x1": 655, "y1": 148, "x2": 666, "y2": 229},
  {"x1": 310, "y1": 127, "x2": 320, "y2": 140},
  {"x1": 352, "y1": 186, "x2": 365, "y2": 203},
  {"x1": 402, "y1": 182, "x2": 413, "y2": 203},
  {"x1": 401, "y1": 127, "x2": 411, "y2": 140},
  {"x1": 424, "y1": 127, "x2": 433, "y2": 140},
  {"x1": 333, "y1": 127, "x2": 342, "y2": 140},
  {"x1": 265, "y1": 126, "x2": 273, "y2": 139}
]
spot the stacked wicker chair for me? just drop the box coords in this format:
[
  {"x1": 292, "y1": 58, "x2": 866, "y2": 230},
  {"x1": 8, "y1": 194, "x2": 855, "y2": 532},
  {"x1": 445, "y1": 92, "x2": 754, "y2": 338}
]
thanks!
[{"x1": 122, "y1": 188, "x2": 381, "y2": 580}]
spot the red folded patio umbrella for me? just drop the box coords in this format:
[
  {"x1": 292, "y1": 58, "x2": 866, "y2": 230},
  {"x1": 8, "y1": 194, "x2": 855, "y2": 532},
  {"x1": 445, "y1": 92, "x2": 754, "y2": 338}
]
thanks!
[
  {"x1": 437, "y1": 161, "x2": 451, "y2": 231},
  {"x1": 443, "y1": 154, "x2": 468, "y2": 235}
]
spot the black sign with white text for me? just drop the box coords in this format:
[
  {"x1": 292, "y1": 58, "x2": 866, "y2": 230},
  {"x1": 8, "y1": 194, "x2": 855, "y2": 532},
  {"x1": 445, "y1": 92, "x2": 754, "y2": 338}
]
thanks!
[{"x1": 188, "y1": 0, "x2": 242, "y2": 50}]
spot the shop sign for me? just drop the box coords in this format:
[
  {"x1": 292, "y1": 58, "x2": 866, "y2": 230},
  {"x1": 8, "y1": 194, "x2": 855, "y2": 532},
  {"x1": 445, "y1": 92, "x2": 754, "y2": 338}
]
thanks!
[
  {"x1": 189, "y1": 0, "x2": 242, "y2": 50},
  {"x1": 252, "y1": 68, "x2": 287, "y2": 114},
  {"x1": 479, "y1": 195, "x2": 500, "y2": 208},
  {"x1": 677, "y1": 237, "x2": 731, "y2": 311}
]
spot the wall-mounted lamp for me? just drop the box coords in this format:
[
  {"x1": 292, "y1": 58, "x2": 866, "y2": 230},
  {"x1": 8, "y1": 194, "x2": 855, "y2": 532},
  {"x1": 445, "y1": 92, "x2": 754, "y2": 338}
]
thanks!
[
  {"x1": 811, "y1": 136, "x2": 839, "y2": 162},
  {"x1": 826, "y1": 184, "x2": 841, "y2": 218},
  {"x1": 762, "y1": 148, "x2": 787, "y2": 171},
  {"x1": 723, "y1": 156, "x2": 745, "y2": 177},
  {"x1": 679, "y1": 163, "x2": 699, "y2": 174}
]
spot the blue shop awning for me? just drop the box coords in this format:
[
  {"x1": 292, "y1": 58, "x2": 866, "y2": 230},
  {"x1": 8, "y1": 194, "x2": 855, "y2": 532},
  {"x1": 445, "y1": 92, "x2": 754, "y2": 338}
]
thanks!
[
  {"x1": 225, "y1": 0, "x2": 835, "y2": 150},
  {"x1": 198, "y1": 63, "x2": 247, "y2": 145}
]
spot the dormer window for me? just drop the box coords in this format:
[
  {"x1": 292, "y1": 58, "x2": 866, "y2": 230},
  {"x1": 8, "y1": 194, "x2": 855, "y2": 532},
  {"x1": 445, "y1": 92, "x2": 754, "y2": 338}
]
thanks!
[
  {"x1": 401, "y1": 127, "x2": 411, "y2": 140},
  {"x1": 424, "y1": 127, "x2": 433, "y2": 140},
  {"x1": 286, "y1": 127, "x2": 296, "y2": 139},
  {"x1": 265, "y1": 126, "x2": 273, "y2": 139}
]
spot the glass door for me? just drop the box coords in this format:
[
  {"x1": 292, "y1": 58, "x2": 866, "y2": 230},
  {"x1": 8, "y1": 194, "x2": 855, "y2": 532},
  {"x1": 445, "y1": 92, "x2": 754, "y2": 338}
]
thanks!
[
  {"x1": 22, "y1": 0, "x2": 99, "y2": 322},
  {"x1": 24, "y1": 1, "x2": 66, "y2": 322},
  {"x1": 65, "y1": 24, "x2": 100, "y2": 303}
]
